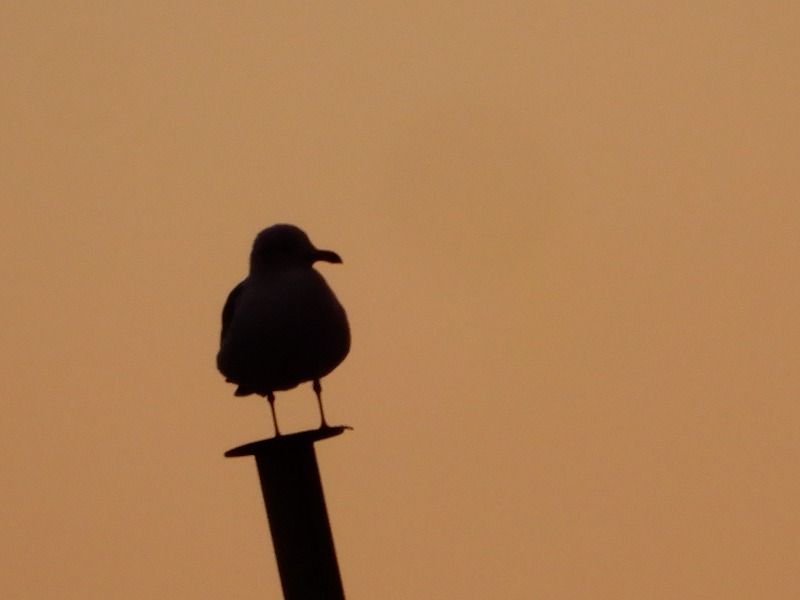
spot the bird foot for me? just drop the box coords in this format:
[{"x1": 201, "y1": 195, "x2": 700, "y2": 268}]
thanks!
[{"x1": 318, "y1": 424, "x2": 353, "y2": 432}]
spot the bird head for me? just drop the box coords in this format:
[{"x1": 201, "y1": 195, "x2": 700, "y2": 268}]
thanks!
[{"x1": 250, "y1": 224, "x2": 342, "y2": 272}]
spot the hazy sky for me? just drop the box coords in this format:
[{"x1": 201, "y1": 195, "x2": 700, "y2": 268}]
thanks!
[{"x1": 2, "y1": 3, "x2": 799, "y2": 598}]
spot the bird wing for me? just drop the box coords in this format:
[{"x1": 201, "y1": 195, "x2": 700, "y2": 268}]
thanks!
[{"x1": 220, "y1": 281, "x2": 245, "y2": 345}]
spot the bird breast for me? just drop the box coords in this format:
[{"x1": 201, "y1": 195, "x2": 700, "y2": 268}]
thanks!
[{"x1": 221, "y1": 268, "x2": 350, "y2": 389}]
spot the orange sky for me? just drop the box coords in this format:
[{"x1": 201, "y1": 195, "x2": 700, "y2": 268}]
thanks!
[{"x1": 2, "y1": 3, "x2": 799, "y2": 598}]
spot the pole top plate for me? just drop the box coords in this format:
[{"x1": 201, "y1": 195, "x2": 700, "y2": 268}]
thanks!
[{"x1": 225, "y1": 425, "x2": 352, "y2": 457}]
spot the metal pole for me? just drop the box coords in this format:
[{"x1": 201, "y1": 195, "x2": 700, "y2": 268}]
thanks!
[{"x1": 226, "y1": 426, "x2": 350, "y2": 600}]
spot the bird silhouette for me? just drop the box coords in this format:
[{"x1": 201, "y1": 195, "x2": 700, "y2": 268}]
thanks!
[{"x1": 217, "y1": 224, "x2": 350, "y2": 435}]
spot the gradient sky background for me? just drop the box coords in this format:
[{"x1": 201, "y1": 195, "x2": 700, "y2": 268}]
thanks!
[{"x1": 2, "y1": 3, "x2": 799, "y2": 599}]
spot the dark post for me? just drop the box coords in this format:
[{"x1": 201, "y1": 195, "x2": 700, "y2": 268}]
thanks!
[{"x1": 225, "y1": 426, "x2": 350, "y2": 600}]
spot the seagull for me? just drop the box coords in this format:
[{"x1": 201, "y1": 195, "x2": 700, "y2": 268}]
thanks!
[{"x1": 217, "y1": 224, "x2": 350, "y2": 436}]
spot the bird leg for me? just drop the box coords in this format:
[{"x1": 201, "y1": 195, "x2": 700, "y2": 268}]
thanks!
[
  {"x1": 313, "y1": 379, "x2": 329, "y2": 429},
  {"x1": 267, "y1": 391, "x2": 281, "y2": 436}
]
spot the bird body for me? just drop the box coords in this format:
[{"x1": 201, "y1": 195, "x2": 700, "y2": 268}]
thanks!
[{"x1": 217, "y1": 225, "x2": 350, "y2": 433}]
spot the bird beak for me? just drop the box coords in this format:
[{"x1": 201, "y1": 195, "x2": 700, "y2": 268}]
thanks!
[{"x1": 313, "y1": 249, "x2": 342, "y2": 264}]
